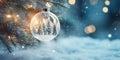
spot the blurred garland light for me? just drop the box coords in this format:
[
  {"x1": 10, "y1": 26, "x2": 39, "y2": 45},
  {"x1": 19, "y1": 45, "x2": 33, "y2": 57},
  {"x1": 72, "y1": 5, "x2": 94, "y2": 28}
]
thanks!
[
  {"x1": 6, "y1": 14, "x2": 12, "y2": 18},
  {"x1": 26, "y1": 3, "x2": 33, "y2": 8},
  {"x1": 46, "y1": 2, "x2": 53, "y2": 8},
  {"x1": 16, "y1": 14, "x2": 20, "y2": 17},
  {"x1": 68, "y1": 0, "x2": 76, "y2": 5}
]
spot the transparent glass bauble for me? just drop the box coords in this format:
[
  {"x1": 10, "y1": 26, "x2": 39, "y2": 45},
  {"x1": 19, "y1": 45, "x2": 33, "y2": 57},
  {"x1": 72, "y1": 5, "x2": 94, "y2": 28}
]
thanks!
[{"x1": 30, "y1": 11, "x2": 60, "y2": 41}]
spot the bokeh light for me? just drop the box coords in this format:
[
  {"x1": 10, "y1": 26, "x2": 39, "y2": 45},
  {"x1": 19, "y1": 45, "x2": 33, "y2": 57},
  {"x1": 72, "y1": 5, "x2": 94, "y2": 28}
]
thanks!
[
  {"x1": 102, "y1": 7, "x2": 108, "y2": 13},
  {"x1": 108, "y1": 34, "x2": 112, "y2": 38},
  {"x1": 16, "y1": 14, "x2": 20, "y2": 17},
  {"x1": 84, "y1": 25, "x2": 96, "y2": 34},
  {"x1": 46, "y1": 2, "x2": 53, "y2": 8},
  {"x1": 26, "y1": 4, "x2": 33, "y2": 8},
  {"x1": 6, "y1": 14, "x2": 12, "y2": 18},
  {"x1": 105, "y1": 0, "x2": 110, "y2": 6},
  {"x1": 68, "y1": 0, "x2": 76, "y2": 5}
]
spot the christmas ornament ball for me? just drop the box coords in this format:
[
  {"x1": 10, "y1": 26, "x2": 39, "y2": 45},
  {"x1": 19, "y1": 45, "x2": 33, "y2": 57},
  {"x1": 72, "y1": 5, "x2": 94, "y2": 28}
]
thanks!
[{"x1": 30, "y1": 11, "x2": 60, "y2": 41}]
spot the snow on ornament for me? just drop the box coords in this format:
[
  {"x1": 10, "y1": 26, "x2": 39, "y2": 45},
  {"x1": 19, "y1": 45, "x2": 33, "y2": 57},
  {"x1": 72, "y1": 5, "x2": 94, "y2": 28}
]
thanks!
[{"x1": 30, "y1": 10, "x2": 60, "y2": 42}]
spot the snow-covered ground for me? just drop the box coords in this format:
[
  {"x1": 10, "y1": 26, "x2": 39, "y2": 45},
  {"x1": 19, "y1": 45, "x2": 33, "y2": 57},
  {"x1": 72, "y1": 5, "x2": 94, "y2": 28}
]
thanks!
[{"x1": 0, "y1": 36, "x2": 120, "y2": 60}]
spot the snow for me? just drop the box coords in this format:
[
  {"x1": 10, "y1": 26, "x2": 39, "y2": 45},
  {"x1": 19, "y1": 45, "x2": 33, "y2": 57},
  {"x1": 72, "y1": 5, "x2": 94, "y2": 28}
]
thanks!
[{"x1": 0, "y1": 36, "x2": 120, "y2": 60}]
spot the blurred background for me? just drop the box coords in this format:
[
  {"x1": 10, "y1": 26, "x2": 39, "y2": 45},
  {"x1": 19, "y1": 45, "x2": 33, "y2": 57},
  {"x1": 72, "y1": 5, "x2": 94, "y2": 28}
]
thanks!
[
  {"x1": 60, "y1": 0, "x2": 120, "y2": 40},
  {"x1": 0, "y1": 0, "x2": 120, "y2": 60}
]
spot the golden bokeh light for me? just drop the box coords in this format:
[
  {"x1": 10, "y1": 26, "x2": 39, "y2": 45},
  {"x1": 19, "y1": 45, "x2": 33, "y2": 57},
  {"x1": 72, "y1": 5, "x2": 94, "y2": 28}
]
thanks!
[
  {"x1": 6, "y1": 14, "x2": 12, "y2": 18},
  {"x1": 26, "y1": 4, "x2": 33, "y2": 8},
  {"x1": 8, "y1": 36, "x2": 11, "y2": 39},
  {"x1": 46, "y1": 2, "x2": 53, "y2": 8},
  {"x1": 102, "y1": 7, "x2": 108, "y2": 13},
  {"x1": 68, "y1": 0, "x2": 76, "y2": 5},
  {"x1": 105, "y1": 0, "x2": 110, "y2": 6},
  {"x1": 84, "y1": 25, "x2": 96, "y2": 34},
  {"x1": 16, "y1": 14, "x2": 20, "y2": 17}
]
